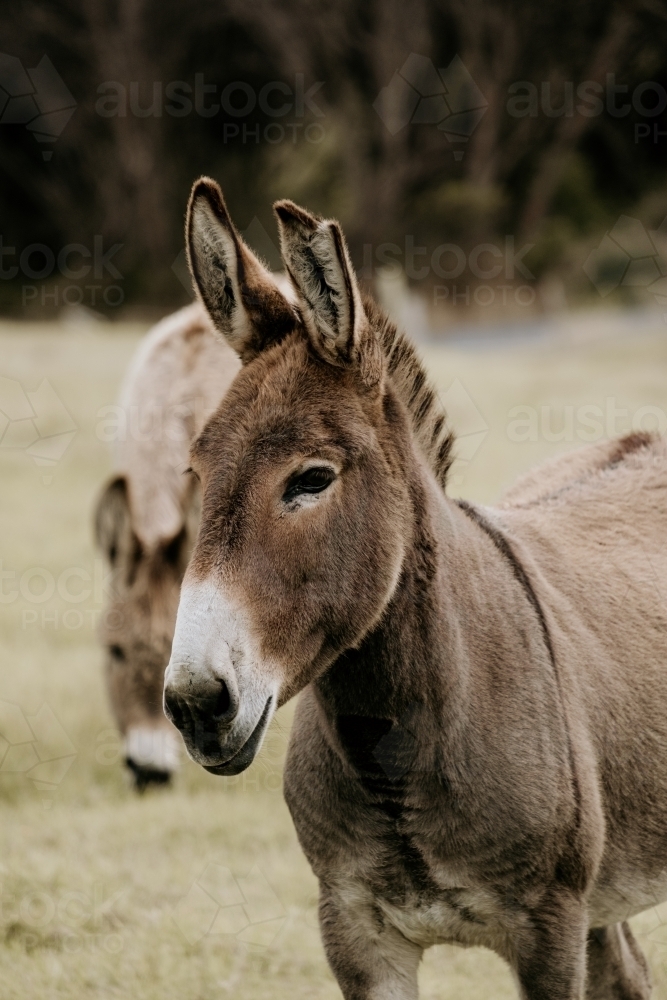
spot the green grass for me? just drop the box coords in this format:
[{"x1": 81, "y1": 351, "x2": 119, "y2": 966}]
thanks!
[{"x1": 2, "y1": 312, "x2": 667, "y2": 998}]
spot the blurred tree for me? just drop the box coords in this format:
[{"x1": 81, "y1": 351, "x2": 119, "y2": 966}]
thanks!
[{"x1": 1, "y1": 0, "x2": 666, "y2": 312}]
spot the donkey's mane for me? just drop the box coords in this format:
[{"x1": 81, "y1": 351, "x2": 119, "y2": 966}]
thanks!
[{"x1": 363, "y1": 296, "x2": 454, "y2": 490}]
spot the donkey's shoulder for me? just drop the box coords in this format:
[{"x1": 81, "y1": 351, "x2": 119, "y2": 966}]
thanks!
[{"x1": 498, "y1": 432, "x2": 663, "y2": 510}]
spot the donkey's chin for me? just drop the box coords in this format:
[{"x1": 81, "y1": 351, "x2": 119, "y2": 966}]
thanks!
[{"x1": 193, "y1": 695, "x2": 274, "y2": 776}]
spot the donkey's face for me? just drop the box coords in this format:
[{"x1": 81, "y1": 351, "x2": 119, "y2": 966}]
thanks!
[
  {"x1": 95, "y1": 477, "x2": 192, "y2": 789},
  {"x1": 164, "y1": 179, "x2": 412, "y2": 775}
]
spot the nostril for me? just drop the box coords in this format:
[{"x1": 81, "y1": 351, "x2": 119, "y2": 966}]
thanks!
[
  {"x1": 165, "y1": 678, "x2": 237, "y2": 740},
  {"x1": 212, "y1": 680, "x2": 232, "y2": 721},
  {"x1": 164, "y1": 689, "x2": 185, "y2": 731}
]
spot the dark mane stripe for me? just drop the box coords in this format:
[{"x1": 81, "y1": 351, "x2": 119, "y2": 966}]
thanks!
[{"x1": 363, "y1": 296, "x2": 454, "y2": 489}]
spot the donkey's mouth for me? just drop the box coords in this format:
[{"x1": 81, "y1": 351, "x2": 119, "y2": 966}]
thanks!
[{"x1": 202, "y1": 696, "x2": 274, "y2": 776}]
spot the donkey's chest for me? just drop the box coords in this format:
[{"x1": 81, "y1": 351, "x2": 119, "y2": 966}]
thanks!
[
  {"x1": 375, "y1": 885, "x2": 510, "y2": 950},
  {"x1": 336, "y1": 865, "x2": 524, "y2": 954},
  {"x1": 344, "y1": 819, "x2": 525, "y2": 950}
]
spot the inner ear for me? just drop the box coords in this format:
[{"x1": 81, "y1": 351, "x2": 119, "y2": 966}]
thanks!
[
  {"x1": 95, "y1": 476, "x2": 132, "y2": 567},
  {"x1": 273, "y1": 199, "x2": 381, "y2": 386},
  {"x1": 186, "y1": 177, "x2": 297, "y2": 363},
  {"x1": 94, "y1": 475, "x2": 143, "y2": 588}
]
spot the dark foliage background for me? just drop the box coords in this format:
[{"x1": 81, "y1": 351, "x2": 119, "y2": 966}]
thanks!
[{"x1": 2, "y1": 0, "x2": 667, "y2": 317}]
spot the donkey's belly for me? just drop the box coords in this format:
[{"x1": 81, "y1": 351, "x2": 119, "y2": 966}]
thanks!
[{"x1": 588, "y1": 868, "x2": 667, "y2": 927}]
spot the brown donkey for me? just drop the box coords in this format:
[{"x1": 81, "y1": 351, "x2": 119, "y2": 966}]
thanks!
[
  {"x1": 164, "y1": 177, "x2": 667, "y2": 999},
  {"x1": 95, "y1": 303, "x2": 239, "y2": 788}
]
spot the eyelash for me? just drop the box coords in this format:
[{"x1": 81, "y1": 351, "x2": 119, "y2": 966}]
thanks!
[{"x1": 282, "y1": 467, "x2": 336, "y2": 503}]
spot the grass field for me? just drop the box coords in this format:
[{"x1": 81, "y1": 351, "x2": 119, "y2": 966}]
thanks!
[{"x1": 2, "y1": 310, "x2": 667, "y2": 999}]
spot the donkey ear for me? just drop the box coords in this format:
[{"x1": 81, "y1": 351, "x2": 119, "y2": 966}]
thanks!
[
  {"x1": 273, "y1": 200, "x2": 381, "y2": 383},
  {"x1": 94, "y1": 476, "x2": 142, "y2": 587},
  {"x1": 186, "y1": 177, "x2": 297, "y2": 363},
  {"x1": 95, "y1": 476, "x2": 131, "y2": 567}
]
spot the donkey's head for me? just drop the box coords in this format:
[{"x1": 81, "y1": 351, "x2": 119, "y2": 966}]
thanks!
[
  {"x1": 95, "y1": 475, "x2": 196, "y2": 789},
  {"x1": 164, "y1": 178, "x2": 452, "y2": 775}
]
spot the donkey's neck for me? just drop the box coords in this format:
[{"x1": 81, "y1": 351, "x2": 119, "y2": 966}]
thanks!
[
  {"x1": 315, "y1": 478, "x2": 463, "y2": 716},
  {"x1": 313, "y1": 468, "x2": 549, "y2": 770}
]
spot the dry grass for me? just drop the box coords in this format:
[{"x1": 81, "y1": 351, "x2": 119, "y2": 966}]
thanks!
[{"x1": 2, "y1": 311, "x2": 667, "y2": 998}]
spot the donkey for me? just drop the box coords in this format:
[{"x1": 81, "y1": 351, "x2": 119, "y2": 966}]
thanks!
[
  {"x1": 95, "y1": 302, "x2": 240, "y2": 789},
  {"x1": 164, "y1": 176, "x2": 667, "y2": 998}
]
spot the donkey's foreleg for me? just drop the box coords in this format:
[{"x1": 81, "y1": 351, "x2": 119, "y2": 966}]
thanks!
[
  {"x1": 513, "y1": 889, "x2": 589, "y2": 1000},
  {"x1": 585, "y1": 923, "x2": 651, "y2": 1000},
  {"x1": 318, "y1": 884, "x2": 422, "y2": 1000}
]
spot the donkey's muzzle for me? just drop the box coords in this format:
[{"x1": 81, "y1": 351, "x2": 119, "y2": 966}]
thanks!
[
  {"x1": 126, "y1": 758, "x2": 172, "y2": 792},
  {"x1": 164, "y1": 667, "x2": 273, "y2": 775},
  {"x1": 124, "y1": 724, "x2": 180, "y2": 792},
  {"x1": 201, "y1": 695, "x2": 273, "y2": 776},
  {"x1": 164, "y1": 676, "x2": 239, "y2": 757}
]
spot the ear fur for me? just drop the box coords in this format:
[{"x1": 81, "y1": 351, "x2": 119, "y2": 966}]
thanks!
[
  {"x1": 273, "y1": 199, "x2": 382, "y2": 386},
  {"x1": 186, "y1": 177, "x2": 297, "y2": 363}
]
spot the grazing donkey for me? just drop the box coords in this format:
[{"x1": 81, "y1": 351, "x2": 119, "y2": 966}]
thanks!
[
  {"x1": 95, "y1": 303, "x2": 240, "y2": 789},
  {"x1": 164, "y1": 176, "x2": 667, "y2": 998}
]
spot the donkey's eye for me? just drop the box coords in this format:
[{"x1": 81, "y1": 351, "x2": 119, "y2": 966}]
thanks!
[
  {"x1": 283, "y1": 467, "x2": 336, "y2": 503},
  {"x1": 109, "y1": 644, "x2": 126, "y2": 662}
]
